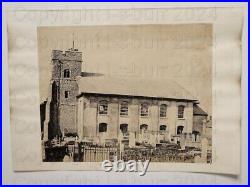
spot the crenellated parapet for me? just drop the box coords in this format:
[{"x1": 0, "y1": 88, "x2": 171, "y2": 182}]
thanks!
[{"x1": 52, "y1": 49, "x2": 82, "y2": 62}]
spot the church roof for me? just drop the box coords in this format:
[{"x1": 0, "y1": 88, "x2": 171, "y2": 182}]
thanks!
[
  {"x1": 77, "y1": 75, "x2": 197, "y2": 101},
  {"x1": 193, "y1": 104, "x2": 208, "y2": 116}
]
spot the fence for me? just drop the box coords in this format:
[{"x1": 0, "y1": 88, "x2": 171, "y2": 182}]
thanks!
[
  {"x1": 82, "y1": 147, "x2": 118, "y2": 162},
  {"x1": 45, "y1": 144, "x2": 195, "y2": 163}
]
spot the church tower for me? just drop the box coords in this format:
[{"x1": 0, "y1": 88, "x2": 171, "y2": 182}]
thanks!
[{"x1": 46, "y1": 47, "x2": 82, "y2": 139}]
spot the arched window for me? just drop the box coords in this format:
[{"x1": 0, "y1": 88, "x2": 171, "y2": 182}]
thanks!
[
  {"x1": 99, "y1": 100, "x2": 108, "y2": 115},
  {"x1": 178, "y1": 105, "x2": 185, "y2": 118},
  {"x1": 140, "y1": 124, "x2": 148, "y2": 131},
  {"x1": 160, "y1": 104, "x2": 167, "y2": 118},
  {"x1": 177, "y1": 125, "x2": 184, "y2": 134},
  {"x1": 64, "y1": 69, "x2": 70, "y2": 78},
  {"x1": 120, "y1": 124, "x2": 128, "y2": 133},
  {"x1": 159, "y1": 125, "x2": 167, "y2": 131},
  {"x1": 140, "y1": 103, "x2": 149, "y2": 117},
  {"x1": 120, "y1": 101, "x2": 128, "y2": 116},
  {"x1": 99, "y1": 123, "x2": 107, "y2": 133}
]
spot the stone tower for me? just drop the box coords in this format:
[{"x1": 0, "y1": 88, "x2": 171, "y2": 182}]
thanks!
[{"x1": 45, "y1": 48, "x2": 82, "y2": 139}]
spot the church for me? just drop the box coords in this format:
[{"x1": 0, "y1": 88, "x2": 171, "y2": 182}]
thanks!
[{"x1": 41, "y1": 47, "x2": 210, "y2": 147}]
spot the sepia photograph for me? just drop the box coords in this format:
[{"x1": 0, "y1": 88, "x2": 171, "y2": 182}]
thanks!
[
  {"x1": 4, "y1": 3, "x2": 247, "y2": 184},
  {"x1": 38, "y1": 24, "x2": 212, "y2": 164}
]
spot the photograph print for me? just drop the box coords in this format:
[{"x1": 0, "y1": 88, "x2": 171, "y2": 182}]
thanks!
[{"x1": 38, "y1": 24, "x2": 212, "y2": 163}]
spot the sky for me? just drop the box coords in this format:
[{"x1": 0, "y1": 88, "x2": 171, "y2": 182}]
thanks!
[{"x1": 38, "y1": 24, "x2": 212, "y2": 115}]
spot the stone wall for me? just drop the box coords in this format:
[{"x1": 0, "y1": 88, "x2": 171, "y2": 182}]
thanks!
[
  {"x1": 50, "y1": 49, "x2": 82, "y2": 137},
  {"x1": 59, "y1": 105, "x2": 77, "y2": 134}
]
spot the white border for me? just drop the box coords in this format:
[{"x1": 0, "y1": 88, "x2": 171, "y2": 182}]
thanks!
[{"x1": 2, "y1": 2, "x2": 248, "y2": 184}]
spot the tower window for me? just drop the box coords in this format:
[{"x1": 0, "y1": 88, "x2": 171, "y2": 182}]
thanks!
[
  {"x1": 178, "y1": 105, "x2": 185, "y2": 118},
  {"x1": 64, "y1": 69, "x2": 70, "y2": 78},
  {"x1": 140, "y1": 103, "x2": 149, "y2": 117},
  {"x1": 99, "y1": 100, "x2": 108, "y2": 115},
  {"x1": 160, "y1": 104, "x2": 167, "y2": 118},
  {"x1": 120, "y1": 101, "x2": 128, "y2": 116},
  {"x1": 65, "y1": 91, "x2": 69, "y2": 98},
  {"x1": 99, "y1": 123, "x2": 107, "y2": 133}
]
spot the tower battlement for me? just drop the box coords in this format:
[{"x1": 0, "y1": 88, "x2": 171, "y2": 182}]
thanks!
[{"x1": 52, "y1": 49, "x2": 82, "y2": 62}]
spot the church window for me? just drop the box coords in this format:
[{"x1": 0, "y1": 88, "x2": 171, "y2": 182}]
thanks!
[
  {"x1": 64, "y1": 69, "x2": 70, "y2": 78},
  {"x1": 120, "y1": 124, "x2": 128, "y2": 133},
  {"x1": 65, "y1": 91, "x2": 69, "y2": 99},
  {"x1": 99, "y1": 100, "x2": 108, "y2": 115},
  {"x1": 99, "y1": 123, "x2": 107, "y2": 133},
  {"x1": 178, "y1": 105, "x2": 185, "y2": 118},
  {"x1": 192, "y1": 131, "x2": 200, "y2": 142},
  {"x1": 140, "y1": 124, "x2": 148, "y2": 131},
  {"x1": 140, "y1": 103, "x2": 149, "y2": 117},
  {"x1": 120, "y1": 101, "x2": 128, "y2": 116},
  {"x1": 177, "y1": 125, "x2": 184, "y2": 134},
  {"x1": 160, "y1": 125, "x2": 167, "y2": 131},
  {"x1": 160, "y1": 104, "x2": 167, "y2": 118}
]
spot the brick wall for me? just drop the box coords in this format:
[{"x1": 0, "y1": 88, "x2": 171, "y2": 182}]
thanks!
[{"x1": 77, "y1": 95, "x2": 194, "y2": 140}]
